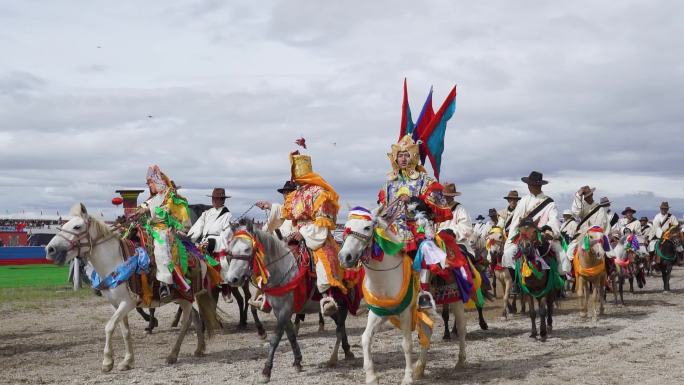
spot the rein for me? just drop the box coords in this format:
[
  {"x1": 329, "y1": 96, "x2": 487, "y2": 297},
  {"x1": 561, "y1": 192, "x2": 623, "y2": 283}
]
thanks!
[
  {"x1": 229, "y1": 230, "x2": 298, "y2": 289},
  {"x1": 55, "y1": 217, "x2": 118, "y2": 259}
]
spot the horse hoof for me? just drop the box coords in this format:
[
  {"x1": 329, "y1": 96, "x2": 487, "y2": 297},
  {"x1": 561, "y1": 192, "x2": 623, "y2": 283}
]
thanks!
[
  {"x1": 413, "y1": 362, "x2": 426, "y2": 379},
  {"x1": 320, "y1": 360, "x2": 337, "y2": 368},
  {"x1": 529, "y1": 333, "x2": 537, "y2": 338},
  {"x1": 194, "y1": 350, "x2": 205, "y2": 357},
  {"x1": 294, "y1": 362, "x2": 303, "y2": 372},
  {"x1": 479, "y1": 322, "x2": 489, "y2": 331},
  {"x1": 345, "y1": 351, "x2": 355, "y2": 361},
  {"x1": 101, "y1": 363, "x2": 113, "y2": 373},
  {"x1": 442, "y1": 334, "x2": 451, "y2": 341},
  {"x1": 166, "y1": 355, "x2": 178, "y2": 364},
  {"x1": 547, "y1": 324, "x2": 553, "y2": 333},
  {"x1": 117, "y1": 362, "x2": 132, "y2": 371},
  {"x1": 455, "y1": 359, "x2": 466, "y2": 369},
  {"x1": 259, "y1": 375, "x2": 271, "y2": 384},
  {"x1": 540, "y1": 335, "x2": 547, "y2": 342},
  {"x1": 318, "y1": 324, "x2": 325, "y2": 332}
]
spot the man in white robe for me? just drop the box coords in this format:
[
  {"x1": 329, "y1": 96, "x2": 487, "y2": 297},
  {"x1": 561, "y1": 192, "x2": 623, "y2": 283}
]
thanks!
[
  {"x1": 567, "y1": 186, "x2": 610, "y2": 263},
  {"x1": 652, "y1": 201, "x2": 679, "y2": 239},
  {"x1": 497, "y1": 190, "x2": 522, "y2": 237},
  {"x1": 503, "y1": 171, "x2": 563, "y2": 272},
  {"x1": 617, "y1": 207, "x2": 640, "y2": 235},
  {"x1": 437, "y1": 183, "x2": 474, "y2": 252},
  {"x1": 188, "y1": 188, "x2": 233, "y2": 257}
]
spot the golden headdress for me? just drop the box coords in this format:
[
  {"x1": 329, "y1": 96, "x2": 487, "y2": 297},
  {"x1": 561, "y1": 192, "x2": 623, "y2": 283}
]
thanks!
[
  {"x1": 387, "y1": 135, "x2": 426, "y2": 178},
  {"x1": 289, "y1": 151, "x2": 313, "y2": 179}
]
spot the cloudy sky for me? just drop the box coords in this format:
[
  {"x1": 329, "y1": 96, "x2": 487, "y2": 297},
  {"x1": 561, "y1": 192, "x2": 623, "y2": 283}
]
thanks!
[{"x1": 1, "y1": 0, "x2": 683, "y2": 222}]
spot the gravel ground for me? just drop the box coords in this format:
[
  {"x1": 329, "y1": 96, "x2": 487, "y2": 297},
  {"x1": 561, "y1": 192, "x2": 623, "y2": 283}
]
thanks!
[{"x1": 2, "y1": 267, "x2": 684, "y2": 385}]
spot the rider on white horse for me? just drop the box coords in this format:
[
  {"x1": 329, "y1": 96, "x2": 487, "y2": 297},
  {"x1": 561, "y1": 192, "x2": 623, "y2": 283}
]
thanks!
[
  {"x1": 135, "y1": 165, "x2": 191, "y2": 300},
  {"x1": 377, "y1": 135, "x2": 453, "y2": 309},
  {"x1": 565, "y1": 185, "x2": 611, "y2": 268}
]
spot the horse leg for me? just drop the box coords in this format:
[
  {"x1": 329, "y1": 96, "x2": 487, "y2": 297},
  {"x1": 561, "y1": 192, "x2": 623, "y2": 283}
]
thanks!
[
  {"x1": 102, "y1": 301, "x2": 135, "y2": 372},
  {"x1": 503, "y1": 274, "x2": 512, "y2": 319},
  {"x1": 546, "y1": 294, "x2": 554, "y2": 333},
  {"x1": 338, "y1": 306, "x2": 354, "y2": 360},
  {"x1": 578, "y1": 278, "x2": 588, "y2": 319},
  {"x1": 361, "y1": 312, "x2": 385, "y2": 385},
  {"x1": 192, "y1": 308, "x2": 206, "y2": 357},
  {"x1": 520, "y1": 293, "x2": 527, "y2": 314},
  {"x1": 399, "y1": 309, "x2": 414, "y2": 385},
  {"x1": 262, "y1": 310, "x2": 288, "y2": 384},
  {"x1": 453, "y1": 301, "x2": 467, "y2": 368},
  {"x1": 148, "y1": 308, "x2": 158, "y2": 332},
  {"x1": 294, "y1": 313, "x2": 304, "y2": 336},
  {"x1": 167, "y1": 301, "x2": 193, "y2": 364},
  {"x1": 171, "y1": 306, "x2": 182, "y2": 328},
  {"x1": 665, "y1": 263, "x2": 672, "y2": 292},
  {"x1": 528, "y1": 296, "x2": 537, "y2": 338},
  {"x1": 252, "y1": 306, "x2": 267, "y2": 339},
  {"x1": 538, "y1": 298, "x2": 547, "y2": 342},
  {"x1": 231, "y1": 286, "x2": 246, "y2": 328},
  {"x1": 284, "y1": 318, "x2": 303, "y2": 373},
  {"x1": 592, "y1": 281, "x2": 600, "y2": 322},
  {"x1": 477, "y1": 305, "x2": 488, "y2": 330},
  {"x1": 318, "y1": 311, "x2": 325, "y2": 332},
  {"x1": 441, "y1": 305, "x2": 451, "y2": 340},
  {"x1": 618, "y1": 270, "x2": 625, "y2": 305},
  {"x1": 136, "y1": 307, "x2": 150, "y2": 322},
  {"x1": 117, "y1": 314, "x2": 134, "y2": 371}
]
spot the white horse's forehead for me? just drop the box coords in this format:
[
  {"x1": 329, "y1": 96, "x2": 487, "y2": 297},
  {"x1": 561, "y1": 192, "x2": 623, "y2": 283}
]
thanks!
[{"x1": 347, "y1": 218, "x2": 372, "y2": 231}]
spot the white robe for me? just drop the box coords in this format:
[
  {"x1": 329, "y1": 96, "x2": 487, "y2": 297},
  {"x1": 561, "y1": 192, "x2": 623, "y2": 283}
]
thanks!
[
  {"x1": 617, "y1": 217, "x2": 641, "y2": 235},
  {"x1": 503, "y1": 192, "x2": 561, "y2": 269},
  {"x1": 187, "y1": 206, "x2": 233, "y2": 254},
  {"x1": 438, "y1": 203, "x2": 474, "y2": 245},
  {"x1": 652, "y1": 212, "x2": 679, "y2": 239}
]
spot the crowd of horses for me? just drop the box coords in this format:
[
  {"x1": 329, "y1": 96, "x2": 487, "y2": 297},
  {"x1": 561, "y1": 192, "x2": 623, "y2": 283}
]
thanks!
[{"x1": 44, "y1": 203, "x2": 683, "y2": 385}]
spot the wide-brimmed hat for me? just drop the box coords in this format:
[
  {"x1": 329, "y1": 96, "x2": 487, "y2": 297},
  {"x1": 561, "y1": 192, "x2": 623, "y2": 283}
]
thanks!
[
  {"x1": 277, "y1": 181, "x2": 297, "y2": 194},
  {"x1": 562, "y1": 209, "x2": 573, "y2": 217},
  {"x1": 599, "y1": 197, "x2": 611, "y2": 207},
  {"x1": 442, "y1": 182, "x2": 462, "y2": 197},
  {"x1": 639, "y1": 216, "x2": 649, "y2": 222},
  {"x1": 207, "y1": 188, "x2": 230, "y2": 199},
  {"x1": 621, "y1": 207, "x2": 636, "y2": 215},
  {"x1": 488, "y1": 208, "x2": 498, "y2": 217},
  {"x1": 475, "y1": 215, "x2": 485, "y2": 221},
  {"x1": 503, "y1": 190, "x2": 521, "y2": 200},
  {"x1": 660, "y1": 201, "x2": 670, "y2": 209},
  {"x1": 521, "y1": 171, "x2": 548, "y2": 186}
]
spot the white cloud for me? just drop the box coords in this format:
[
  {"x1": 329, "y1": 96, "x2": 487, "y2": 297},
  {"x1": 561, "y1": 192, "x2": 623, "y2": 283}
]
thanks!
[{"x1": 1, "y1": 0, "x2": 683, "y2": 221}]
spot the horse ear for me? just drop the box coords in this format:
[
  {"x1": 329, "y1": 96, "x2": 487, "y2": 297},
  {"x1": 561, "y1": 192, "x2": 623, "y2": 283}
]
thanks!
[{"x1": 69, "y1": 202, "x2": 87, "y2": 217}]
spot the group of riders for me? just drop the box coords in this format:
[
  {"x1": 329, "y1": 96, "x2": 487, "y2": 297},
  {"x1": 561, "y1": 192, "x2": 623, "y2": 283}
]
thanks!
[{"x1": 119, "y1": 134, "x2": 680, "y2": 322}]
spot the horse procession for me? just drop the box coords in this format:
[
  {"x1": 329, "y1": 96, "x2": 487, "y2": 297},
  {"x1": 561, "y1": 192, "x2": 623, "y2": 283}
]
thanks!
[{"x1": 36, "y1": 85, "x2": 683, "y2": 385}]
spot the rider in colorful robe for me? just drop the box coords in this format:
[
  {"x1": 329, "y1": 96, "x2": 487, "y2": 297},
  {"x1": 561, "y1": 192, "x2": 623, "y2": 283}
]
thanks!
[
  {"x1": 377, "y1": 134, "x2": 452, "y2": 308},
  {"x1": 137, "y1": 165, "x2": 191, "y2": 299},
  {"x1": 258, "y1": 152, "x2": 346, "y2": 316}
]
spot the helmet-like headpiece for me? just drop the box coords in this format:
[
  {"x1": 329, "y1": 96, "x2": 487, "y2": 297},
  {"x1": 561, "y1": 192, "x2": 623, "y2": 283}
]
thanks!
[{"x1": 387, "y1": 135, "x2": 426, "y2": 178}]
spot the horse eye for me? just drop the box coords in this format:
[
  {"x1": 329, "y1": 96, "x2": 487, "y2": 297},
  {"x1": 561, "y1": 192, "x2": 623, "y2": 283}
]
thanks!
[
  {"x1": 74, "y1": 225, "x2": 82, "y2": 230},
  {"x1": 364, "y1": 226, "x2": 371, "y2": 231}
]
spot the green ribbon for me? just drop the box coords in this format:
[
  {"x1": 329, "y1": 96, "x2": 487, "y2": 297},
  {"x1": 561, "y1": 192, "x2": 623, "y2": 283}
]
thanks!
[
  {"x1": 154, "y1": 207, "x2": 184, "y2": 231},
  {"x1": 561, "y1": 237, "x2": 569, "y2": 253},
  {"x1": 205, "y1": 254, "x2": 220, "y2": 267},
  {"x1": 515, "y1": 258, "x2": 564, "y2": 299},
  {"x1": 367, "y1": 276, "x2": 415, "y2": 317},
  {"x1": 373, "y1": 228, "x2": 404, "y2": 256},
  {"x1": 655, "y1": 240, "x2": 676, "y2": 262},
  {"x1": 175, "y1": 236, "x2": 189, "y2": 275},
  {"x1": 168, "y1": 190, "x2": 190, "y2": 211},
  {"x1": 143, "y1": 221, "x2": 164, "y2": 244}
]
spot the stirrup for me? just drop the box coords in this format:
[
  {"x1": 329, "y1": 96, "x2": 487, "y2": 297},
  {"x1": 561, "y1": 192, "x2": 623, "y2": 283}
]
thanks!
[
  {"x1": 418, "y1": 291, "x2": 434, "y2": 310},
  {"x1": 159, "y1": 284, "x2": 172, "y2": 301},
  {"x1": 248, "y1": 296, "x2": 271, "y2": 313}
]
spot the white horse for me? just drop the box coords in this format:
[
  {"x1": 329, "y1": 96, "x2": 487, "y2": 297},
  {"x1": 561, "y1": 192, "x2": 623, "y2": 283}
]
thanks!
[
  {"x1": 339, "y1": 209, "x2": 465, "y2": 385},
  {"x1": 45, "y1": 203, "x2": 219, "y2": 372},
  {"x1": 486, "y1": 227, "x2": 514, "y2": 319}
]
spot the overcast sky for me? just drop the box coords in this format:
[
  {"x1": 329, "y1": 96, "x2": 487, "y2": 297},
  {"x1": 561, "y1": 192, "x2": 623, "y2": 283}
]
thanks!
[{"x1": 1, "y1": 0, "x2": 683, "y2": 222}]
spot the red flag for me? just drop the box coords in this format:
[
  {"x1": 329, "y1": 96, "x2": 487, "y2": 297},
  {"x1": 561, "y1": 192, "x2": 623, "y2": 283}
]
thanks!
[{"x1": 295, "y1": 137, "x2": 307, "y2": 149}]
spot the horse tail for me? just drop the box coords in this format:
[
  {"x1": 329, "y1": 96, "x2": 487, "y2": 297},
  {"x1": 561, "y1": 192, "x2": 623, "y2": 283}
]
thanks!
[{"x1": 195, "y1": 290, "x2": 221, "y2": 338}]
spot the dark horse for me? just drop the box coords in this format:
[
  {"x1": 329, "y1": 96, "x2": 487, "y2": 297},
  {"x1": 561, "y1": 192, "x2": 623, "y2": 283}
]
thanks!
[
  {"x1": 224, "y1": 221, "x2": 355, "y2": 383},
  {"x1": 654, "y1": 226, "x2": 682, "y2": 292},
  {"x1": 513, "y1": 220, "x2": 563, "y2": 341}
]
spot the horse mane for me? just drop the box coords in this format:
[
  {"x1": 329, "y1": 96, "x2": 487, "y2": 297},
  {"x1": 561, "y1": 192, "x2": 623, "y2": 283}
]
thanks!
[
  {"x1": 252, "y1": 228, "x2": 290, "y2": 261},
  {"x1": 87, "y1": 215, "x2": 114, "y2": 239}
]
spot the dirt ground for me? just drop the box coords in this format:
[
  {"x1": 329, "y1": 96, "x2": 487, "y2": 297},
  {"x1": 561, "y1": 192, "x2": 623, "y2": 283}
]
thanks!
[{"x1": 2, "y1": 267, "x2": 684, "y2": 385}]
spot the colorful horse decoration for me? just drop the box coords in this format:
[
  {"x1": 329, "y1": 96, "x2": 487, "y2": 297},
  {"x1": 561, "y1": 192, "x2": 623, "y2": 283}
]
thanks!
[
  {"x1": 223, "y1": 220, "x2": 361, "y2": 383},
  {"x1": 45, "y1": 203, "x2": 220, "y2": 372},
  {"x1": 512, "y1": 219, "x2": 564, "y2": 340},
  {"x1": 611, "y1": 232, "x2": 647, "y2": 304},
  {"x1": 573, "y1": 226, "x2": 610, "y2": 321},
  {"x1": 339, "y1": 207, "x2": 466, "y2": 385},
  {"x1": 654, "y1": 225, "x2": 683, "y2": 292},
  {"x1": 486, "y1": 226, "x2": 515, "y2": 319}
]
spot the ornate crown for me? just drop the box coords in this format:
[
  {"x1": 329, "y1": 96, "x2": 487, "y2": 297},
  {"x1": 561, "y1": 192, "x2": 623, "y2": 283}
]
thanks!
[{"x1": 387, "y1": 135, "x2": 426, "y2": 176}]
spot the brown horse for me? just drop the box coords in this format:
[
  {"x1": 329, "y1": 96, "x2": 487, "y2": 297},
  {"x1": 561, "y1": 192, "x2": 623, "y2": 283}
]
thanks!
[
  {"x1": 574, "y1": 226, "x2": 609, "y2": 321},
  {"x1": 513, "y1": 220, "x2": 562, "y2": 341},
  {"x1": 655, "y1": 226, "x2": 683, "y2": 292}
]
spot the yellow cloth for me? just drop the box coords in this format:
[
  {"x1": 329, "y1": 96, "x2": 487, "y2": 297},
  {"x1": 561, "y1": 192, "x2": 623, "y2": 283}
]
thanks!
[
  {"x1": 363, "y1": 257, "x2": 433, "y2": 348},
  {"x1": 465, "y1": 258, "x2": 482, "y2": 310},
  {"x1": 573, "y1": 249, "x2": 606, "y2": 290}
]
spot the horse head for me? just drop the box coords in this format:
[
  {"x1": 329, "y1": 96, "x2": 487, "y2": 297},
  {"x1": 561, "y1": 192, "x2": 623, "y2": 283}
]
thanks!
[
  {"x1": 486, "y1": 226, "x2": 505, "y2": 259},
  {"x1": 45, "y1": 203, "x2": 101, "y2": 265},
  {"x1": 339, "y1": 207, "x2": 377, "y2": 268},
  {"x1": 516, "y1": 218, "x2": 540, "y2": 258},
  {"x1": 224, "y1": 218, "x2": 257, "y2": 287},
  {"x1": 579, "y1": 226, "x2": 609, "y2": 261}
]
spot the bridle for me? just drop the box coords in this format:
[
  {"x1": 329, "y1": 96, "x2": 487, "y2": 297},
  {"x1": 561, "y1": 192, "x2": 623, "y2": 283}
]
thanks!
[
  {"x1": 226, "y1": 230, "x2": 295, "y2": 288},
  {"x1": 55, "y1": 216, "x2": 116, "y2": 259},
  {"x1": 342, "y1": 221, "x2": 404, "y2": 272}
]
